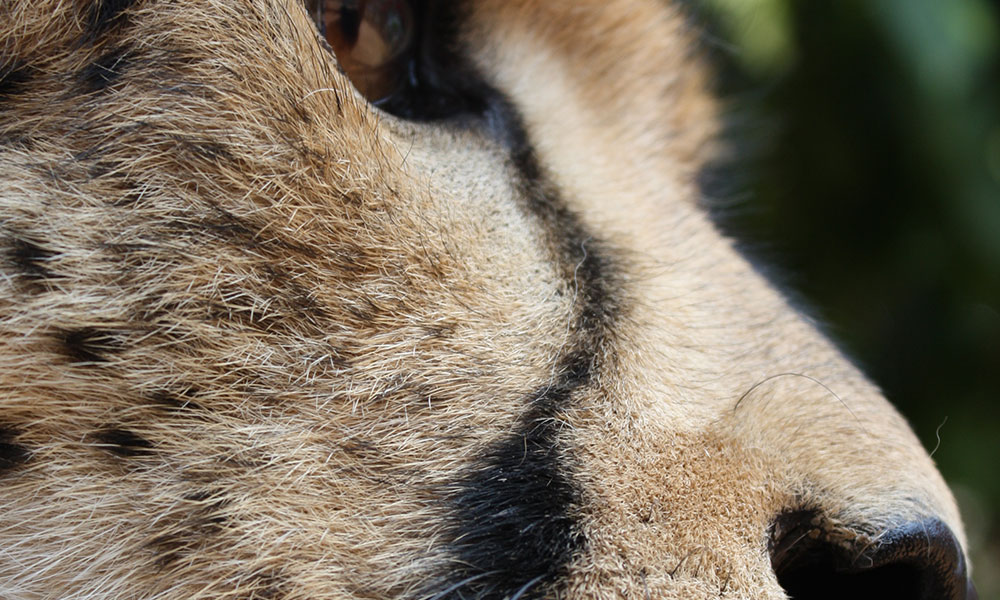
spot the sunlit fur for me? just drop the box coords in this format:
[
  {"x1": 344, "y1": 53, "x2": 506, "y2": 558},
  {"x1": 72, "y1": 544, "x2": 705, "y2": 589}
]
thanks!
[{"x1": 0, "y1": 0, "x2": 967, "y2": 598}]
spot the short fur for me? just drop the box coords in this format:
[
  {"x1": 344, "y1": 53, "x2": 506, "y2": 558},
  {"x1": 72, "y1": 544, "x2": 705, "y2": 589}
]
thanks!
[{"x1": 0, "y1": 0, "x2": 970, "y2": 598}]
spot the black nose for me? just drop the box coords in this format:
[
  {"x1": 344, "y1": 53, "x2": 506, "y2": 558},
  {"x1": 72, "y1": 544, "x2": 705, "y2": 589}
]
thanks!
[{"x1": 770, "y1": 512, "x2": 977, "y2": 600}]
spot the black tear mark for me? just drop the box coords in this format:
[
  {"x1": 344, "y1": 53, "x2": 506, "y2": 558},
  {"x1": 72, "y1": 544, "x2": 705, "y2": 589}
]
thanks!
[
  {"x1": 10, "y1": 237, "x2": 60, "y2": 280},
  {"x1": 0, "y1": 428, "x2": 30, "y2": 474},
  {"x1": 433, "y1": 352, "x2": 592, "y2": 600},
  {"x1": 427, "y1": 93, "x2": 615, "y2": 600},
  {"x1": 421, "y1": 88, "x2": 615, "y2": 600},
  {"x1": 95, "y1": 428, "x2": 153, "y2": 456},
  {"x1": 80, "y1": 47, "x2": 131, "y2": 92},
  {"x1": 0, "y1": 60, "x2": 33, "y2": 101},
  {"x1": 86, "y1": 0, "x2": 140, "y2": 39},
  {"x1": 507, "y1": 132, "x2": 618, "y2": 334},
  {"x1": 60, "y1": 327, "x2": 125, "y2": 363}
]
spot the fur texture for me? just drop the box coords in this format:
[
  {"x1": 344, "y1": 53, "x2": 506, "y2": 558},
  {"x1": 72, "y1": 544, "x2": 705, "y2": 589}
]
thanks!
[{"x1": 0, "y1": 0, "x2": 971, "y2": 598}]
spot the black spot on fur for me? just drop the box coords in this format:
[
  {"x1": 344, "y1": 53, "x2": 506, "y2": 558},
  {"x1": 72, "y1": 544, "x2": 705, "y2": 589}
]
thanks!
[
  {"x1": 9, "y1": 237, "x2": 60, "y2": 280},
  {"x1": 0, "y1": 130, "x2": 35, "y2": 149},
  {"x1": 60, "y1": 327, "x2": 125, "y2": 363},
  {"x1": 87, "y1": 159, "x2": 122, "y2": 179},
  {"x1": 182, "y1": 490, "x2": 231, "y2": 525},
  {"x1": 86, "y1": 0, "x2": 139, "y2": 39},
  {"x1": 0, "y1": 60, "x2": 33, "y2": 102},
  {"x1": 94, "y1": 428, "x2": 153, "y2": 456},
  {"x1": 148, "y1": 508, "x2": 230, "y2": 567},
  {"x1": 242, "y1": 569, "x2": 287, "y2": 600},
  {"x1": 182, "y1": 139, "x2": 234, "y2": 163},
  {"x1": 0, "y1": 428, "x2": 30, "y2": 474},
  {"x1": 150, "y1": 389, "x2": 204, "y2": 412},
  {"x1": 148, "y1": 532, "x2": 194, "y2": 567},
  {"x1": 162, "y1": 200, "x2": 319, "y2": 260},
  {"x1": 80, "y1": 47, "x2": 131, "y2": 92},
  {"x1": 147, "y1": 488, "x2": 242, "y2": 570}
]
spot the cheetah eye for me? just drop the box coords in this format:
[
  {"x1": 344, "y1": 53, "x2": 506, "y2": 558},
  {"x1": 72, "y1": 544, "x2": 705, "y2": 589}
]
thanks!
[
  {"x1": 316, "y1": 0, "x2": 415, "y2": 103},
  {"x1": 308, "y1": 0, "x2": 492, "y2": 121}
]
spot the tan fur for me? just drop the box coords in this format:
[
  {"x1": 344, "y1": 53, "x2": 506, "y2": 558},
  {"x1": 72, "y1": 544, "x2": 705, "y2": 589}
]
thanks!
[{"x1": 0, "y1": 0, "x2": 969, "y2": 598}]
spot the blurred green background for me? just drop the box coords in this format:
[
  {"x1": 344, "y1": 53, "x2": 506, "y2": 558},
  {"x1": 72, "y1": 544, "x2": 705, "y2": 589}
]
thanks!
[{"x1": 695, "y1": 0, "x2": 999, "y2": 594}]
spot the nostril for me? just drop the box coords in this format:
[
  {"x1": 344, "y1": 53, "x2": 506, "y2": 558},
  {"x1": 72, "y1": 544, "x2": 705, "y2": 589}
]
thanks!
[{"x1": 770, "y1": 512, "x2": 976, "y2": 600}]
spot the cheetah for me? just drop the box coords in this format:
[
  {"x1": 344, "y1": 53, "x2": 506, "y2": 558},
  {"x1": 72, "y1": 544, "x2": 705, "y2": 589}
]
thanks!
[{"x1": 0, "y1": 0, "x2": 978, "y2": 598}]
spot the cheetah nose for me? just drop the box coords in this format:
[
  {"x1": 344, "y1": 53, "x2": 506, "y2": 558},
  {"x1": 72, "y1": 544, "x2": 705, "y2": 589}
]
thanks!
[{"x1": 770, "y1": 514, "x2": 977, "y2": 600}]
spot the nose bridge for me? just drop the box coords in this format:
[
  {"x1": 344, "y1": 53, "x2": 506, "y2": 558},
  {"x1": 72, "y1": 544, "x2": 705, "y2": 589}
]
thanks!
[
  {"x1": 594, "y1": 229, "x2": 968, "y2": 538},
  {"x1": 721, "y1": 369, "x2": 964, "y2": 534},
  {"x1": 567, "y1": 365, "x2": 973, "y2": 598},
  {"x1": 567, "y1": 404, "x2": 793, "y2": 598}
]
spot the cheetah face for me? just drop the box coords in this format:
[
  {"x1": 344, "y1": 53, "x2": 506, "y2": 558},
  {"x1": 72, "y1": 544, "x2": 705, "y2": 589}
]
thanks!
[{"x1": 0, "y1": 0, "x2": 977, "y2": 598}]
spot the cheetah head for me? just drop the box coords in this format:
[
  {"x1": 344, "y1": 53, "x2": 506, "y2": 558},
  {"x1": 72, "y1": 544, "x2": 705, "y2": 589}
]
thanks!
[{"x1": 0, "y1": 0, "x2": 976, "y2": 598}]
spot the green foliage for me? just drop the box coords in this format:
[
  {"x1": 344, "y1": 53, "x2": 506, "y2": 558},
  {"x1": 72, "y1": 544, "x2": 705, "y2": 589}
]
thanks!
[{"x1": 700, "y1": 1, "x2": 1000, "y2": 594}]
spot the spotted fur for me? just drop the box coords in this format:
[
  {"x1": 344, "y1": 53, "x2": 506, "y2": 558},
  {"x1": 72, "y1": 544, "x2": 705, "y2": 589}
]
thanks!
[{"x1": 0, "y1": 0, "x2": 974, "y2": 598}]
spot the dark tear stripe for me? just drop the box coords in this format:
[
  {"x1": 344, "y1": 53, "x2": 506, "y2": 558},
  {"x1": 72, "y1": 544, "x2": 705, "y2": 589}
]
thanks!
[
  {"x1": 434, "y1": 352, "x2": 595, "y2": 600},
  {"x1": 0, "y1": 60, "x2": 33, "y2": 101},
  {"x1": 429, "y1": 83, "x2": 619, "y2": 600},
  {"x1": 509, "y1": 137, "x2": 619, "y2": 334},
  {"x1": 94, "y1": 427, "x2": 154, "y2": 457},
  {"x1": 0, "y1": 428, "x2": 30, "y2": 474}
]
